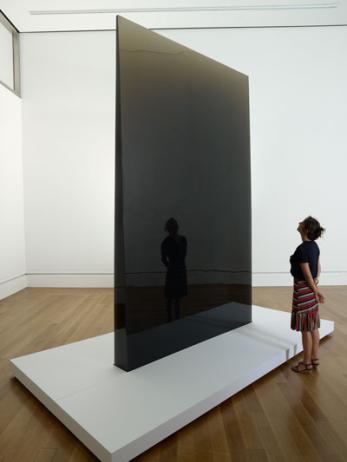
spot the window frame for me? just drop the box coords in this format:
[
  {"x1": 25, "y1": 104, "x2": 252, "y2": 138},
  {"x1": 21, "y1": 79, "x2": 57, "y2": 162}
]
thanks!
[{"x1": 0, "y1": 11, "x2": 20, "y2": 97}]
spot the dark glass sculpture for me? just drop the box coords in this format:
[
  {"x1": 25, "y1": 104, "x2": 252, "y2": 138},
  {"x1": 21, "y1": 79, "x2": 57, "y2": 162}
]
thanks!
[{"x1": 115, "y1": 16, "x2": 252, "y2": 371}]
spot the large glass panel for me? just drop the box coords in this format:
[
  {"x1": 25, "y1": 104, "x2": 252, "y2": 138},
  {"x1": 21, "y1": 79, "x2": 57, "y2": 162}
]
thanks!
[{"x1": 115, "y1": 17, "x2": 252, "y2": 371}]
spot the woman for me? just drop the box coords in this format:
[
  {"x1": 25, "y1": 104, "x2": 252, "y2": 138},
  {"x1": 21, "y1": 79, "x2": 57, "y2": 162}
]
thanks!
[
  {"x1": 161, "y1": 218, "x2": 187, "y2": 321},
  {"x1": 290, "y1": 216, "x2": 325, "y2": 372}
]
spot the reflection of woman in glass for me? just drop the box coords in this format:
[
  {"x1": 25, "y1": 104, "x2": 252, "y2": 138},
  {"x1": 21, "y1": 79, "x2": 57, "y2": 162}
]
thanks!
[{"x1": 161, "y1": 218, "x2": 187, "y2": 321}]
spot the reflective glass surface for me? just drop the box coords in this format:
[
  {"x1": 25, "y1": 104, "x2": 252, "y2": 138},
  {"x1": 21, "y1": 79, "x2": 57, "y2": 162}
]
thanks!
[{"x1": 115, "y1": 17, "x2": 252, "y2": 371}]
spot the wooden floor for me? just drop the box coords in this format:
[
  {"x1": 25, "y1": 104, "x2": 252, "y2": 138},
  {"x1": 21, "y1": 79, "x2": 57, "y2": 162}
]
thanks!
[{"x1": 0, "y1": 286, "x2": 346, "y2": 462}]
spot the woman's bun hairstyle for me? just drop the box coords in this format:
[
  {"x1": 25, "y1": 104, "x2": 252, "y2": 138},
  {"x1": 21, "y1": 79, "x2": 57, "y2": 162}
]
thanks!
[{"x1": 303, "y1": 216, "x2": 325, "y2": 240}]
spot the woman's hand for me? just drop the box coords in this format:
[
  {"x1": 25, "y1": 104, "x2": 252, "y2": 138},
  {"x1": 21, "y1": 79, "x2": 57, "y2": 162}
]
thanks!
[
  {"x1": 316, "y1": 291, "x2": 325, "y2": 304},
  {"x1": 300, "y1": 263, "x2": 325, "y2": 304}
]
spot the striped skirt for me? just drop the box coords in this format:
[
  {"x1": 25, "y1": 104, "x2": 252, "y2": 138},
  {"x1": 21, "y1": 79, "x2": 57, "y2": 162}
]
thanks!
[{"x1": 291, "y1": 280, "x2": 320, "y2": 332}]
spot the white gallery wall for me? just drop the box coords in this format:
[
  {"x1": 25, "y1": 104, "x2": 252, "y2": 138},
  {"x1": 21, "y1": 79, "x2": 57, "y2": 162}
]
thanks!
[
  {"x1": 20, "y1": 24, "x2": 347, "y2": 287},
  {"x1": 0, "y1": 84, "x2": 27, "y2": 299},
  {"x1": 163, "y1": 26, "x2": 347, "y2": 286},
  {"x1": 20, "y1": 32, "x2": 115, "y2": 287}
]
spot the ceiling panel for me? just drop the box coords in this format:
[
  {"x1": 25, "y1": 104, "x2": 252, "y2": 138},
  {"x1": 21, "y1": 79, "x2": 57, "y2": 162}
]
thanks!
[{"x1": 0, "y1": 0, "x2": 346, "y2": 32}]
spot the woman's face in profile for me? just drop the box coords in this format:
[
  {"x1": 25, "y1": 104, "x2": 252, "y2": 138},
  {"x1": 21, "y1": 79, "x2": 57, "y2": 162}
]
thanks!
[{"x1": 297, "y1": 221, "x2": 305, "y2": 234}]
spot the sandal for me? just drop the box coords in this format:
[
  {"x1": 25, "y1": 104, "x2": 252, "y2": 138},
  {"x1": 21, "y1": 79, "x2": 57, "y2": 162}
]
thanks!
[
  {"x1": 291, "y1": 361, "x2": 313, "y2": 373},
  {"x1": 312, "y1": 358, "x2": 319, "y2": 367}
]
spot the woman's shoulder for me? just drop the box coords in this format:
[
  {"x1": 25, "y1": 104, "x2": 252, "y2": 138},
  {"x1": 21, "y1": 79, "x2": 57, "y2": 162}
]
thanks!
[
  {"x1": 311, "y1": 240, "x2": 320, "y2": 252},
  {"x1": 305, "y1": 240, "x2": 320, "y2": 249},
  {"x1": 295, "y1": 241, "x2": 305, "y2": 252},
  {"x1": 301, "y1": 240, "x2": 319, "y2": 246},
  {"x1": 302, "y1": 240, "x2": 320, "y2": 255},
  {"x1": 294, "y1": 240, "x2": 318, "y2": 254},
  {"x1": 161, "y1": 236, "x2": 171, "y2": 246}
]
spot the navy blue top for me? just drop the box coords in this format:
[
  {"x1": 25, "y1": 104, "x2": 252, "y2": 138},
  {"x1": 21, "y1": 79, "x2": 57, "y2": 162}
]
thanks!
[{"x1": 290, "y1": 240, "x2": 320, "y2": 280}]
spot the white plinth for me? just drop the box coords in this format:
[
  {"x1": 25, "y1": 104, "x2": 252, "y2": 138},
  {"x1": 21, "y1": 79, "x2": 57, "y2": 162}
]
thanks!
[{"x1": 11, "y1": 306, "x2": 334, "y2": 462}]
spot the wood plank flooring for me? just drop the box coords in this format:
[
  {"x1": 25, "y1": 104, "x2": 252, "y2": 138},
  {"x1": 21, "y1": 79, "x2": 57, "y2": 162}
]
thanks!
[{"x1": 0, "y1": 286, "x2": 346, "y2": 462}]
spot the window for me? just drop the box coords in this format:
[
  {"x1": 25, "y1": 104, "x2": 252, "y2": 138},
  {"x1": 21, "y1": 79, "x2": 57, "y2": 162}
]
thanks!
[{"x1": 0, "y1": 12, "x2": 20, "y2": 96}]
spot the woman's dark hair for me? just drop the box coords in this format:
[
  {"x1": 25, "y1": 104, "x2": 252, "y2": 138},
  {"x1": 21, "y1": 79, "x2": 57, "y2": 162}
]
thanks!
[
  {"x1": 165, "y1": 217, "x2": 179, "y2": 233},
  {"x1": 303, "y1": 216, "x2": 325, "y2": 240}
]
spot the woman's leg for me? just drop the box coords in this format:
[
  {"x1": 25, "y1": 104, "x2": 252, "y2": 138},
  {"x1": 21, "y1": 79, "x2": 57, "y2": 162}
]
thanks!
[
  {"x1": 302, "y1": 331, "x2": 313, "y2": 364},
  {"x1": 311, "y1": 329, "x2": 320, "y2": 360},
  {"x1": 174, "y1": 299, "x2": 180, "y2": 319},
  {"x1": 167, "y1": 299, "x2": 173, "y2": 322},
  {"x1": 292, "y1": 331, "x2": 313, "y2": 371}
]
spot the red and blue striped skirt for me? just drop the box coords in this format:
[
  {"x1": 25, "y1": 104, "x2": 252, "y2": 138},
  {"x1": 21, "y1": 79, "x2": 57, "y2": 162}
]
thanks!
[{"x1": 291, "y1": 280, "x2": 320, "y2": 332}]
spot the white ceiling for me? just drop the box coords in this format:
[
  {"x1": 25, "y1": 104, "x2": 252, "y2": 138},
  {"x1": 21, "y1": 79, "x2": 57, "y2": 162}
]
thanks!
[{"x1": 1, "y1": 0, "x2": 347, "y2": 32}]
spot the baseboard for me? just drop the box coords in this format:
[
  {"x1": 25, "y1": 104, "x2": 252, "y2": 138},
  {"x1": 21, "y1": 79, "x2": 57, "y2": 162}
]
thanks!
[
  {"x1": 0, "y1": 274, "x2": 28, "y2": 300},
  {"x1": 253, "y1": 272, "x2": 347, "y2": 286},
  {"x1": 26, "y1": 272, "x2": 347, "y2": 288},
  {"x1": 27, "y1": 273, "x2": 114, "y2": 288}
]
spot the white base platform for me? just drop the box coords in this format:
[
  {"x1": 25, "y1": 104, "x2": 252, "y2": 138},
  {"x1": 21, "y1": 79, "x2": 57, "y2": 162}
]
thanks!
[{"x1": 11, "y1": 306, "x2": 334, "y2": 462}]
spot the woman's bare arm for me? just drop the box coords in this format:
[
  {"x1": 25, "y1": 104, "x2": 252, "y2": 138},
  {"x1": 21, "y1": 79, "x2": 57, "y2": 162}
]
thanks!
[{"x1": 300, "y1": 262, "x2": 325, "y2": 303}]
